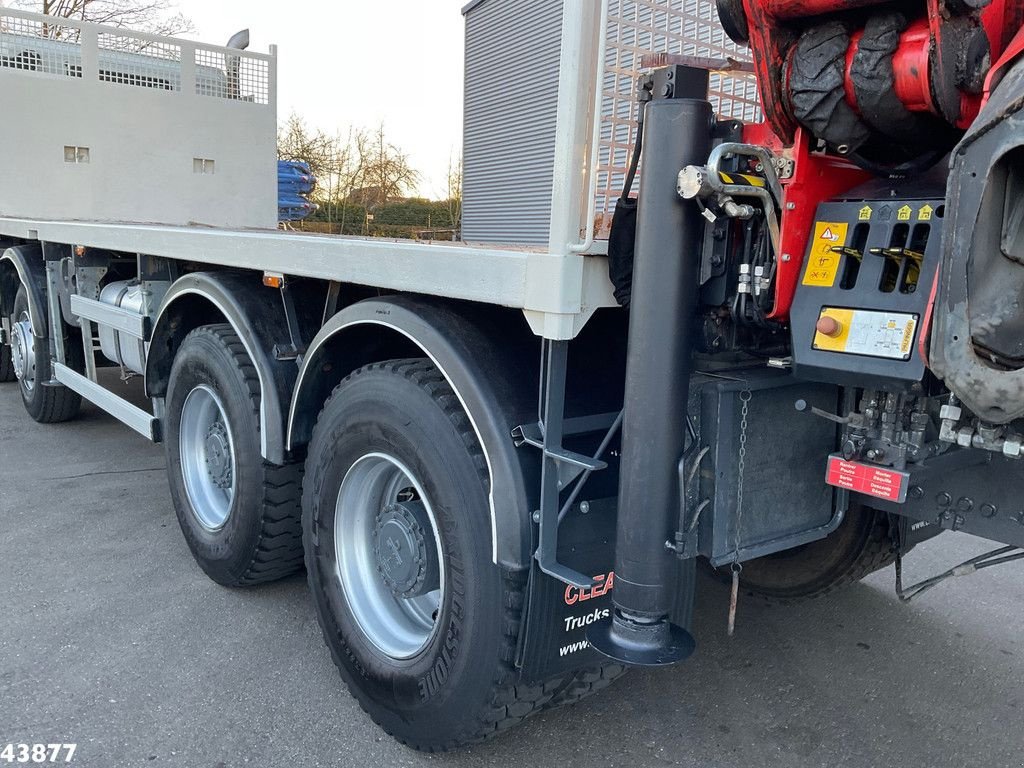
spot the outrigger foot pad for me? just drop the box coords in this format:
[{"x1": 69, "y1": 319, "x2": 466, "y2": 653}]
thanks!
[{"x1": 587, "y1": 611, "x2": 695, "y2": 667}]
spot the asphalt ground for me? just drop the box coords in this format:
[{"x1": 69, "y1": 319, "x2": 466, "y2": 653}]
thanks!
[{"x1": 2, "y1": 375, "x2": 1022, "y2": 768}]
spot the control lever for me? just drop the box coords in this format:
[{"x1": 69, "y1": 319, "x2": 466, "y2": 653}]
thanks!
[{"x1": 794, "y1": 399, "x2": 849, "y2": 425}]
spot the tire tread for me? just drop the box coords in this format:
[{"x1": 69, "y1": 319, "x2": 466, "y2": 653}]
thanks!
[
  {"x1": 0, "y1": 344, "x2": 14, "y2": 382},
  {"x1": 183, "y1": 324, "x2": 303, "y2": 586}
]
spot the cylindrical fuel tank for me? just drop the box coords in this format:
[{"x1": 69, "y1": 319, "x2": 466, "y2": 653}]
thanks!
[{"x1": 97, "y1": 280, "x2": 147, "y2": 375}]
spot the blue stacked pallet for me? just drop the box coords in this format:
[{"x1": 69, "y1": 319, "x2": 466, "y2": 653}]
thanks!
[{"x1": 278, "y1": 160, "x2": 318, "y2": 222}]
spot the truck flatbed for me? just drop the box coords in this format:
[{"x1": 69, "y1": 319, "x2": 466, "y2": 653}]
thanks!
[{"x1": 0, "y1": 217, "x2": 617, "y2": 338}]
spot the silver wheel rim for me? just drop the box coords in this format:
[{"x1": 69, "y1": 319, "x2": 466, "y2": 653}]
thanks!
[
  {"x1": 334, "y1": 453, "x2": 445, "y2": 660},
  {"x1": 179, "y1": 385, "x2": 236, "y2": 531},
  {"x1": 10, "y1": 309, "x2": 36, "y2": 393}
]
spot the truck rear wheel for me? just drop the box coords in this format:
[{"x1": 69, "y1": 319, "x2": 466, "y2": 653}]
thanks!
[
  {"x1": 164, "y1": 324, "x2": 303, "y2": 587},
  {"x1": 731, "y1": 504, "x2": 897, "y2": 602},
  {"x1": 10, "y1": 285, "x2": 81, "y2": 423},
  {"x1": 303, "y1": 360, "x2": 570, "y2": 750}
]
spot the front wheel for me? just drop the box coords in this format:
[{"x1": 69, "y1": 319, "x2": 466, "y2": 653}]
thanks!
[{"x1": 304, "y1": 360, "x2": 563, "y2": 751}]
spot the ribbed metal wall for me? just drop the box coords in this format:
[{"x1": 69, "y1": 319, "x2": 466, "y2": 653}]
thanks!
[
  {"x1": 463, "y1": 0, "x2": 758, "y2": 245},
  {"x1": 462, "y1": 0, "x2": 564, "y2": 245}
]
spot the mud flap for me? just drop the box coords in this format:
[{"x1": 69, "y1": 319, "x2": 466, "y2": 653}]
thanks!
[{"x1": 516, "y1": 497, "x2": 695, "y2": 681}]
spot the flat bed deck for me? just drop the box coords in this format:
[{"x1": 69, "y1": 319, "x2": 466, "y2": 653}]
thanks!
[{"x1": 0, "y1": 217, "x2": 617, "y2": 339}]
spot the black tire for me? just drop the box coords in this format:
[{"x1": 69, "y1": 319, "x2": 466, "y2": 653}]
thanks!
[
  {"x1": 0, "y1": 343, "x2": 13, "y2": 382},
  {"x1": 164, "y1": 324, "x2": 303, "y2": 587},
  {"x1": 10, "y1": 285, "x2": 81, "y2": 423},
  {"x1": 544, "y1": 664, "x2": 628, "y2": 710},
  {"x1": 728, "y1": 504, "x2": 897, "y2": 602},
  {"x1": 304, "y1": 359, "x2": 605, "y2": 751}
]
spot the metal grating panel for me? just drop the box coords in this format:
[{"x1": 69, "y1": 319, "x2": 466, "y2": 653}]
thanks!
[
  {"x1": 195, "y1": 46, "x2": 270, "y2": 104},
  {"x1": 594, "y1": 0, "x2": 760, "y2": 237},
  {"x1": 97, "y1": 32, "x2": 181, "y2": 90},
  {"x1": 0, "y1": 15, "x2": 82, "y2": 78},
  {"x1": 462, "y1": 0, "x2": 564, "y2": 245}
]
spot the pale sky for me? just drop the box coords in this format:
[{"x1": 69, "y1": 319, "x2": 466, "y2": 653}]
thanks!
[{"x1": 175, "y1": 0, "x2": 468, "y2": 198}]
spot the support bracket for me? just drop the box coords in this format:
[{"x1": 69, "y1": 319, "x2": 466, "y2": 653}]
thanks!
[{"x1": 514, "y1": 341, "x2": 619, "y2": 588}]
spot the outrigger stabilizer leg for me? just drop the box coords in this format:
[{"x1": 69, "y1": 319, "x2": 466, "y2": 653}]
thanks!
[{"x1": 589, "y1": 89, "x2": 712, "y2": 666}]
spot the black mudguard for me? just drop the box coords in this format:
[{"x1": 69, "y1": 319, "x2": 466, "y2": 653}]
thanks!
[
  {"x1": 288, "y1": 296, "x2": 540, "y2": 570},
  {"x1": 0, "y1": 244, "x2": 47, "y2": 336},
  {"x1": 146, "y1": 271, "x2": 298, "y2": 464}
]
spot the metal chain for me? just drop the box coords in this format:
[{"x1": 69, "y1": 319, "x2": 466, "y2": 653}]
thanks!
[
  {"x1": 733, "y1": 388, "x2": 752, "y2": 561},
  {"x1": 728, "y1": 388, "x2": 753, "y2": 636}
]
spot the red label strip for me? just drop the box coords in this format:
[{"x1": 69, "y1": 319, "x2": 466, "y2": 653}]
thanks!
[{"x1": 826, "y1": 455, "x2": 909, "y2": 503}]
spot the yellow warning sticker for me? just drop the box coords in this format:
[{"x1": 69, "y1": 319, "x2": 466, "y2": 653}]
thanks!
[
  {"x1": 813, "y1": 308, "x2": 918, "y2": 360},
  {"x1": 897, "y1": 205, "x2": 913, "y2": 221},
  {"x1": 919, "y1": 204, "x2": 933, "y2": 221},
  {"x1": 802, "y1": 222, "x2": 849, "y2": 287},
  {"x1": 858, "y1": 205, "x2": 872, "y2": 221},
  {"x1": 718, "y1": 172, "x2": 766, "y2": 188}
]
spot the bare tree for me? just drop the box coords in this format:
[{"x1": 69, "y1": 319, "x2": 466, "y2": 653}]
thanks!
[
  {"x1": 11, "y1": 0, "x2": 195, "y2": 37},
  {"x1": 279, "y1": 115, "x2": 424, "y2": 231},
  {"x1": 445, "y1": 153, "x2": 463, "y2": 238},
  {"x1": 359, "y1": 123, "x2": 421, "y2": 207},
  {"x1": 317, "y1": 128, "x2": 369, "y2": 229},
  {"x1": 277, "y1": 114, "x2": 338, "y2": 222},
  {"x1": 277, "y1": 117, "x2": 373, "y2": 228},
  {"x1": 335, "y1": 127, "x2": 369, "y2": 231},
  {"x1": 277, "y1": 113, "x2": 334, "y2": 180}
]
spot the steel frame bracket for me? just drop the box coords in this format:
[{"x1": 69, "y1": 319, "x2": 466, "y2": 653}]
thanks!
[
  {"x1": 512, "y1": 420, "x2": 609, "y2": 490},
  {"x1": 514, "y1": 340, "x2": 619, "y2": 588}
]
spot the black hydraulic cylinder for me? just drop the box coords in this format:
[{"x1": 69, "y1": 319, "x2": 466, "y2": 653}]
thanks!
[{"x1": 589, "y1": 96, "x2": 712, "y2": 665}]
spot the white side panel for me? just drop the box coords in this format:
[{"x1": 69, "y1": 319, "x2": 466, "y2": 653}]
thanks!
[{"x1": 0, "y1": 9, "x2": 277, "y2": 230}]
